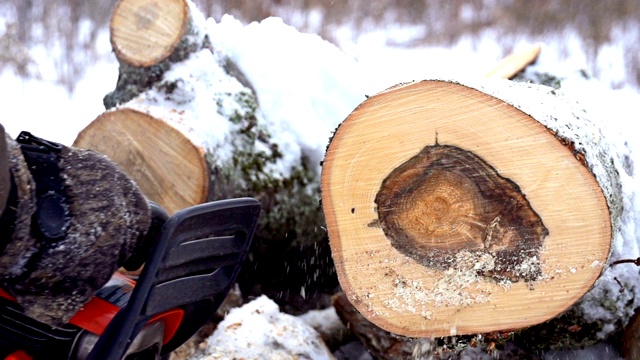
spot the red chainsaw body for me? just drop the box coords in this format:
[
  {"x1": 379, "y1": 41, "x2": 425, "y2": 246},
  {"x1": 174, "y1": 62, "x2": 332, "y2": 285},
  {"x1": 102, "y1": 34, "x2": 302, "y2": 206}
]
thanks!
[{"x1": 0, "y1": 272, "x2": 184, "y2": 360}]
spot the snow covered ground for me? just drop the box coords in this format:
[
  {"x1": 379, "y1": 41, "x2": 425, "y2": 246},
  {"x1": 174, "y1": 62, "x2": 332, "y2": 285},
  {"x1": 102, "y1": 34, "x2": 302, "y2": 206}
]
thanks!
[{"x1": 1, "y1": 4, "x2": 640, "y2": 360}]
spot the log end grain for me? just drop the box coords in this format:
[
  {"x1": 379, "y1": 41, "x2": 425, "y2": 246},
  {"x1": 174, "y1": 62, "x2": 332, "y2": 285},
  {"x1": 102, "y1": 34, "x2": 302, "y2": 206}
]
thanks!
[
  {"x1": 110, "y1": 0, "x2": 189, "y2": 67},
  {"x1": 321, "y1": 79, "x2": 612, "y2": 337},
  {"x1": 73, "y1": 108, "x2": 209, "y2": 214}
]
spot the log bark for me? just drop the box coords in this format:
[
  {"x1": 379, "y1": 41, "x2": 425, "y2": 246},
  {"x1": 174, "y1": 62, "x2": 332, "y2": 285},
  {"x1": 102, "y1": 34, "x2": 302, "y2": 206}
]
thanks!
[
  {"x1": 321, "y1": 78, "x2": 623, "y2": 339},
  {"x1": 623, "y1": 309, "x2": 640, "y2": 360},
  {"x1": 332, "y1": 291, "x2": 431, "y2": 359},
  {"x1": 332, "y1": 291, "x2": 537, "y2": 359}
]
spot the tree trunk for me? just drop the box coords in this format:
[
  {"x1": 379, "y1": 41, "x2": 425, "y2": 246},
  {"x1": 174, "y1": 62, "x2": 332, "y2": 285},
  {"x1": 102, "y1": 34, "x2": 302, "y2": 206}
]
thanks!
[
  {"x1": 321, "y1": 78, "x2": 624, "y2": 340},
  {"x1": 623, "y1": 310, "x2": 640, "y2": 360}
]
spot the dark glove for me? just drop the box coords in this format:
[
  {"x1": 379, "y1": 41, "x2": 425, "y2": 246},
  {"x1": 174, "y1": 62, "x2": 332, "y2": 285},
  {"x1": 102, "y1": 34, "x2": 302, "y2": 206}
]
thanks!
[{"x1": 0, "y1": 130, "x2": 151, "y2": 326}]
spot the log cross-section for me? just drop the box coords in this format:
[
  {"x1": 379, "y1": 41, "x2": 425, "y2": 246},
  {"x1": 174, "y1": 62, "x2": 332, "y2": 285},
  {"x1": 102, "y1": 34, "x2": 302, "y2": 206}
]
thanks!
[
  {"x1": 321, "y1": 79, "x2": 612, "y2": 337},
  {"x1": 73, "y1": 108, "x2": 208, "y2": 214},
  {"x1": 110, "y1": 0, "x2": 189, "y2": 67}
]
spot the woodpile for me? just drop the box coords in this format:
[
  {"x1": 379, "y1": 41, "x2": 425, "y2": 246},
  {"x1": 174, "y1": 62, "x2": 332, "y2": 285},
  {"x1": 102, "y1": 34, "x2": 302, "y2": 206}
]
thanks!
[
  {"x1": 71, "y1": 1, "x2": 640, "y2": 356},
  {"x1": 74, "y1": 0, "x2": 333, "y2": 318},
  {"x1": 74, "y1": 0, "x2": 210, "y2": 214}
]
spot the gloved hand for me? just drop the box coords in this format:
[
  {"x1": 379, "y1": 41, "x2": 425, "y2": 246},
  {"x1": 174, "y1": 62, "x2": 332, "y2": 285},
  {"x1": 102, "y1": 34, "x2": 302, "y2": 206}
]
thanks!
[{"x1": 0, "y1": 126, "x2": 151, "y2": 326}]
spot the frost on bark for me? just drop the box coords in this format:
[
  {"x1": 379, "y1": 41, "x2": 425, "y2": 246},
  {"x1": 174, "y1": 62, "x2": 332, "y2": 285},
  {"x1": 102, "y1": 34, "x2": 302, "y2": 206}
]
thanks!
[{"x1": 321, "y1": 77, "x2": 632, "y2": 349}]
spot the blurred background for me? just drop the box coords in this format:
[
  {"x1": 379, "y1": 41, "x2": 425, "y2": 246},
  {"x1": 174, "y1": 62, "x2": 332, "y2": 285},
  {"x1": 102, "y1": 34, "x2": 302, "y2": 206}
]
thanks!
[{"x1": 1, "y1": 0, "x2": 638, "y2": 93}]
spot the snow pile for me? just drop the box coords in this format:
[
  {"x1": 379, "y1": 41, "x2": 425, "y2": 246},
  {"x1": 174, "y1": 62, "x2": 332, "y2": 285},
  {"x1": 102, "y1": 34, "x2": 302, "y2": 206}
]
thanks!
[
  {"x1": 207, "y1": 15, "x2": 368, "y2": 169},
  {"x1": 124, "y1": 48, "x2": 248, "y2": 162},
  {"x1": 196, "y1": 296, "x2": 334, "y2": 360},
  {"x1": 299, "y1": 306, "x2": 348, "y2": 349}
]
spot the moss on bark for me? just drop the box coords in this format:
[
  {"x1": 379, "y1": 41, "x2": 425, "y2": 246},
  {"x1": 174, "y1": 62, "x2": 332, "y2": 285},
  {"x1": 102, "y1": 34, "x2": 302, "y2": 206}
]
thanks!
[{"x1": 205, "y1": 88, "x2": 336, "y2": 313}]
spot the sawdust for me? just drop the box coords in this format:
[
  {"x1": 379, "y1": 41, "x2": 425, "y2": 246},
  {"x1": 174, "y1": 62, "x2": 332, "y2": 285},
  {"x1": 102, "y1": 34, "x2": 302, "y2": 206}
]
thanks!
[
  {"x1": 379, "y1": 251, "x2": 497, "y2": 316},
  {"x1": 374, "y1": 250, "x2": 550, "y2": 315},
  {"x1": 358, "y1": 243, "x2": 600, "y2": 322}
]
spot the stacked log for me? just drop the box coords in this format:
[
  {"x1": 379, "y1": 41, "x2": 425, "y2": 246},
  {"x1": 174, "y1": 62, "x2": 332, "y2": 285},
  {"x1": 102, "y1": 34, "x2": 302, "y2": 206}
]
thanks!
[{"x1": 73, "y1": 0, "x2": 334, "y2": 313}]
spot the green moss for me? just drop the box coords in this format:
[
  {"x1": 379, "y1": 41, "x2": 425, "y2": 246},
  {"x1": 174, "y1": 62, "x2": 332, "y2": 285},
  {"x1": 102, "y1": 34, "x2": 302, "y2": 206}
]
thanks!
[
  {"x1": 206, "y1": 96, "x2": 325, "y2": 248},
  {"x1": 206, "y1": 85, "x2": 335, "y2": 312}
]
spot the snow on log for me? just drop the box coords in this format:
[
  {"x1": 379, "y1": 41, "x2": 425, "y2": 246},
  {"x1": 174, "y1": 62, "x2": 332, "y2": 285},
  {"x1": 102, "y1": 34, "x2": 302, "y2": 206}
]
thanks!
[{"x1": 321, "y1": 77, "x2": 631, "y2": 342}]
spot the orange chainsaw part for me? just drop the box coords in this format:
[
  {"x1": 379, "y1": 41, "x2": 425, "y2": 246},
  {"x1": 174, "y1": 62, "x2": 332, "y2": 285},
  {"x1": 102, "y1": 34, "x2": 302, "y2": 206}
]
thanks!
[
  {"x1": 68, "y1": 272, "x2": 184, "y2": 345},
  {"x1": 4, "y1": 350, "x2": 32, "y2": 360},
  {"x1": 0, "y1": 272, "x2": 184, "y2": 348}
]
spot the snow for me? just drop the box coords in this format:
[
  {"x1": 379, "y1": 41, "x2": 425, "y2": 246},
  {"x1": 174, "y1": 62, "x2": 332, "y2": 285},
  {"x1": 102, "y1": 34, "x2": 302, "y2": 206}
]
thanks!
[
  {"x1": 125, "y1": 48, "x2": 244, "y2": 160},
  {"x1": 0, "y1": 26, "x2": 117, "y2": 145},
  {"x1": 207, "y1": 15, "x2": 367, "y2": 169},
  {"x1": 1, "y1": 2, "x2": 640, "y2": 359},
  {"x1": 195, "y1": 296, "x2": 333, "y2": 360}
]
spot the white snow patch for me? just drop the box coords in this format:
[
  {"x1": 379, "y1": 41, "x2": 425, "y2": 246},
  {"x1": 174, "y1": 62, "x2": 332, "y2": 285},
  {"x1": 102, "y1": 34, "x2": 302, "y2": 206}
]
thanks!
[
  {"x1": 126, "y1": 49, "x2": 240, "y2": 155},
  {"x1": 298, "y1": 306, "x2": 345, "y2": 341},
  {"x1": 207, "y1": 15, "x2": 368, "y2": 170},
  {"x1": 196, "y1": 295, "x2": 333, "y2": 360}
]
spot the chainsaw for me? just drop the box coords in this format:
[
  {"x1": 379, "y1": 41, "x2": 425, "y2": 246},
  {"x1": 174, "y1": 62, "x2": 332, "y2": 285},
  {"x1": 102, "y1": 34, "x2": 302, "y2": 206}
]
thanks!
[{"x1": 0, "y1": 127, "x2": 261, "y2": 359}]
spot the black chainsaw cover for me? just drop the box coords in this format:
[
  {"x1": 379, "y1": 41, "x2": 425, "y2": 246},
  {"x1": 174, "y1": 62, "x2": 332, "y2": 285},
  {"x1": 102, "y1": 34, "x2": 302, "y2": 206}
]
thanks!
[{"x1": 0, "y1": 198, "x2": 261, "y2": 360}]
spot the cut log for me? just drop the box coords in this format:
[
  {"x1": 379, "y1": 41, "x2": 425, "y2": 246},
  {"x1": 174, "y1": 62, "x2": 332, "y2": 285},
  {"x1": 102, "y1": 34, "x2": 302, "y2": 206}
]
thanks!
[
  {"x1": 321, "y1": 78, "x2": 621, "y2": 338},
  {"x1": 76, "y1": 0, "x2": 335, "y2": 313},
  {"x1": 484, "y1": 44, "x2": 542, "y2": 79},
  {"x1": 73, "y1": 108, "x2": 208, "y2": 214},
  {"x1": 110, "y1": 0, "x2": 190, "y2": 67}
]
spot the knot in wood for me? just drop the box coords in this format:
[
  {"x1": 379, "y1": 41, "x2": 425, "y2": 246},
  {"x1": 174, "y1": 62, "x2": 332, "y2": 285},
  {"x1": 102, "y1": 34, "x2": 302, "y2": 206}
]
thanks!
[{"x1": 375, "y1": 144, "x2": 548, "y2": 282}]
